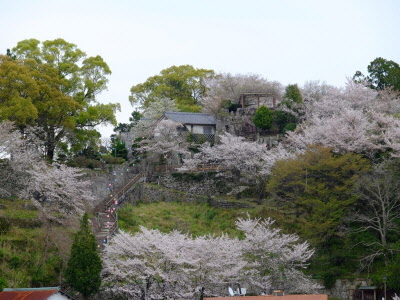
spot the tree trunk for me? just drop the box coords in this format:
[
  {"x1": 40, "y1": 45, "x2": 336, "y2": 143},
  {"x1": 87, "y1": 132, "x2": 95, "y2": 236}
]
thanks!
[
  {"x1": 46, "y1": 146, "x2": 55, "y2": 162},
  {"x1": 257, "y1": 178, "x2": 266, "y2": 204}
]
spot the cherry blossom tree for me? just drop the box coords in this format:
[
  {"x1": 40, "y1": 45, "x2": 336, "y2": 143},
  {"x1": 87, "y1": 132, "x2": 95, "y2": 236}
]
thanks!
[
  {"x1": 102, "y1": 218, "x2": 320, "y2": 299},
  {"x1": 0, "y1": 121, "x2": 41, "y2": 196},
  {"x1": 142, "y1": 97, "x2": 179, "y2": 119},
  {"x1": 102, "y1": 227, "x2": 245, "y2": 299},
  {"x1": 0, "y1": 121, "x2": 94, "y2": 216},
  {"x1": 301, "y1": 80, "x2": 333, "y2": 102},
  {"x1": 138, "y1": 119, "x2": 190, "y2": 169},
  {"x1": 20, "y1": 162, "x2": 94, "y2": 215},
  {"x1": 237, "y1": 217, "x2": 321, "y2": 294},
  {"x1": 180, "y1": 133, "x2": 296, "y2": 201},
  {"x1": 287, "y1": 80, "x2": 400, "y2": 158}
]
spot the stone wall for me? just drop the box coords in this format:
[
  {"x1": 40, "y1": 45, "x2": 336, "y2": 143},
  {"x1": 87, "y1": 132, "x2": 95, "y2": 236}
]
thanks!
[
  {"x1": 216, "y1": 108, "x2": 258, "y2": 141},
  {"x1": 132, "y1": 183, "x2": 209, "y2": 204},
  {"x1": 125, "y1": 183, "x2": 255, "y2": 209},
  {"x1": 83, "y1": 164, "x2": 138, "y2": 206},
  {"x1": 149, "y1": 172, "x2": 233, "y2": 196}
]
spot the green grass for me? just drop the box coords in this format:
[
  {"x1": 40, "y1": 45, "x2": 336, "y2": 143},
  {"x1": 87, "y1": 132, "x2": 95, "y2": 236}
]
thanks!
[
  {"x1": 0, "y1": 198, "x2": 73, "y2": 288},
  {"x1": 118, "y1": 202, "x2": 256, "y2": 237},
  {"x1": 0, "y1": 198, "x2": 38, "y2": 219}
]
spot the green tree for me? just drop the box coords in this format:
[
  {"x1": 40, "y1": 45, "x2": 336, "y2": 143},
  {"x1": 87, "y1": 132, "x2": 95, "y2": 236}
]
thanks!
[
  {"x1": 129, "y1": 65, "x2": 215, "y2": 112},
  {"x1": 253, "y1": 105, "x2": 272, "y2": 130},
  {"x1": 2, "y1": 39, "x2": 120, "y2": 161},
  {"x1": 283, "y1": 84, "x2": 303, "y2": 104},
  {"x1": 354, "y1": 57, "x2": 400, "y2": 91},
  {"x1": 267, "y1": 145, "x2": 370, "y2": 246},
  {"x1": 272, "y1": 110, "x2": 297, "y2": 133},
  {"x1": 110, "y1": 135, "x2": 128, "y2": 160},
  {"x1": 113, "y1": 111, "x2": 143, "y2": 133},
  {"x1": 0, "y1": 55, "x2": 39, "y2": 126},
  {"x1": 65, "y1": 213, "x2": 102, "y2": 300}
]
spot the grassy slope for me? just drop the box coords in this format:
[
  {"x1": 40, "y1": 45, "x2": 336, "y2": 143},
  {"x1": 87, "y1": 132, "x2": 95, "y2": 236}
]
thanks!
[
  {"x1": 118, "y1": 199, "x2": 271, "y2": 238},
  {"x1": 117, "y1": 198, "x2": 368, "y2": 289},
  {"x1": 0, "y1": 198, "x2": 72, "y2": 288}
]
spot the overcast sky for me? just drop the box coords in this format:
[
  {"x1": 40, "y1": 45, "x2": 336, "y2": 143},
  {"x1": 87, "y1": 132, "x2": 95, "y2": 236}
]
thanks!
[{"x1": 2, "y1": 0, "x2": 399, "y2": 138}]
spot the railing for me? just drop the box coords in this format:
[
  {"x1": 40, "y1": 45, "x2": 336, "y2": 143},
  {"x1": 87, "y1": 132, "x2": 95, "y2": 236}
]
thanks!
[
  {"x1": 193, "y1": 133, "x2": 215, "y2": 143},
  {"x1": 94, "y1": 172, "x2": 144, "y2": 248},
  {"x1": 104, "y1": 173, "x2": 144, "y2": 211},
  {"x1": 152, "y1": 165, "x2": 182, "y2": 173},
  {"x1": 151, "y1": 163, "x2": 225, "y2": 174}
]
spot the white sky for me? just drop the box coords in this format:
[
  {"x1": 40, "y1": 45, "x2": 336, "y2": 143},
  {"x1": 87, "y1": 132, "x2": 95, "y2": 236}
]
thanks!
[{"x1": 1, "y1": 0, "x2": 399, "y2": 138}]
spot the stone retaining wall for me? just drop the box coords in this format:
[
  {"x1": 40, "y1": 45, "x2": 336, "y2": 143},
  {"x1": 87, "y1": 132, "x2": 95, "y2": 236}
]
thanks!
[
  {"x1": 125, "y1": 183, "x2": 254, "y2": 209},
  {"x1": 138, "y1": 183, "x2": 209, "y2": 204},
  {"x1": 83, "y1": 164, "x2": 137, "y2": 206},
  {"x1": 149, "y1": 172, "x2": 234, "y2": 196}
]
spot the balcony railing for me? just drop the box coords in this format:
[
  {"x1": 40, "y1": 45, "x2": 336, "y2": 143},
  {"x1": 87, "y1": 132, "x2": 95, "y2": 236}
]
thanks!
[{"x1": 193, "y1": 133, "x2": 215, "y2": 143}]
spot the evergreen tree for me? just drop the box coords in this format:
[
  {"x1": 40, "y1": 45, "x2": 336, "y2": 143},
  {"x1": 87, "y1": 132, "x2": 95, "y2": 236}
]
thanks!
[
  {"x1": 65, "y1": 213, "x2": 102, "y2": 300},
  {"x1": 110, "y1": 135, "x2": 128, "y2": 160},
  {"x1": 253, "y1": 105, "x2": 273, "y2": 130},
  {"x1": 283, "y1": 84, "x2": 303, "y2": 104}
]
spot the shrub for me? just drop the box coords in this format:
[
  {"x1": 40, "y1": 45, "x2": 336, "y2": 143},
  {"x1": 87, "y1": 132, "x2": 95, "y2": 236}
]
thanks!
[
  {"x1": 0, "y1": 217, "x2": 11, "y2": 234},
  {"x1": 0, "y1": 277, "x2": 6, "y2": 292},
  {"x1": 69, "y1": 156, "x2": 103, "y2": 169},
  {"x1": 101, "y1": 154, "x2": 125, "y2": 164},
  {"x1": 9, "y1": 255, "x2": 22, "y2": 269},
  {"x1": 253, "y1": 105, "x2": 272, "y2": 130},
  {"x1": 283, "y1": 123, "x2": 296, "y2": 132}
]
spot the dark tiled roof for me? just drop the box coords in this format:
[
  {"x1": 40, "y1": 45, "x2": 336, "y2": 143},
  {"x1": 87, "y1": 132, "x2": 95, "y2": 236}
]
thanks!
[{"x1": 164, "y1": 111, "x2": 216, "y2": 125}]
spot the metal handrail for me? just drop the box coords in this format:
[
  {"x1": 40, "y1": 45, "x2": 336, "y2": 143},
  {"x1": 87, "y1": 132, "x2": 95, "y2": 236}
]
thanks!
[
  {"x1": 104, "y1": 173, "x2": 144, "y2": 210},
  {"x1": 95, "y1": 173, "x2": 144, "y2": 246}
]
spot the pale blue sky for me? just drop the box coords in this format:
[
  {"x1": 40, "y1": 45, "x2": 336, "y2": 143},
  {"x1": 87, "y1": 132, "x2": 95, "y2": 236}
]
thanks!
[{"x1": 1, "y1": 0, "x2": 399, "y2": 137}]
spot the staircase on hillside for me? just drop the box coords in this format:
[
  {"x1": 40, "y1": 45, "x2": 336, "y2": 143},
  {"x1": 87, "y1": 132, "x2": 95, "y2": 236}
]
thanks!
[{"x1": 93, "y1": 173, "x2": 144, "y2": 248}]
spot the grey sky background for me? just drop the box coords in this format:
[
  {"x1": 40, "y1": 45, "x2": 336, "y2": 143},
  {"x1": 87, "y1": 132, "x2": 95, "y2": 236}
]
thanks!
[{"x1": 1, "y1": 0, "x2": 399, "y2": 138}]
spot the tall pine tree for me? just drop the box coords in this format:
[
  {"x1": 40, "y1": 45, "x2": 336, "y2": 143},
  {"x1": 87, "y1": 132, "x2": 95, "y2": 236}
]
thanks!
[{"x1": 65, "y1": 213, "x2": 102, "y2": 300}]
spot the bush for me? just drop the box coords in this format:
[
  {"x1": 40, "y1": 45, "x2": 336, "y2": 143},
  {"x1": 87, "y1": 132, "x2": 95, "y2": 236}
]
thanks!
[
  {"x1": 9, "y1": 255, "x2": 22, "y2": 269},
  {"x1": 272, "y1": 110, "x2": 297, "y2": 133},
  {"x1": 0, "y1": 277, "x2": 6, "y2": 292},
  {"x1": 69, "y1": 156, "x2": 103, "y2": 169},
  {"x1": 0, "y1": 217, "x2": 11, "y2": 234},
  {"x1": 283, "y1": 123, "x2": 296, "y2": 132},
  {"x1": 101, "y1": 154, "x2": 125, "y2": 164},
  {"x1": 253, "y1": 105, "x2": 272, "y2": 130}
]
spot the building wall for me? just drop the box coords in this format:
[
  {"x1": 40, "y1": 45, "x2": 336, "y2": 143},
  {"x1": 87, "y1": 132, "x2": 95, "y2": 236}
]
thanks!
[{"x1": 184, "y1": 124, "x2": 216, "y2": 134}]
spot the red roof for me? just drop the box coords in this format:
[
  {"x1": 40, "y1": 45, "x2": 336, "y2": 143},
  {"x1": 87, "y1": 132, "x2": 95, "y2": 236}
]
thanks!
[
  {"x1": 0, "y1": 290, "x2": 59, "y2": 300},
  {"x1": 204, "y1": 295, "x2": 328, "y2": 300}
]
